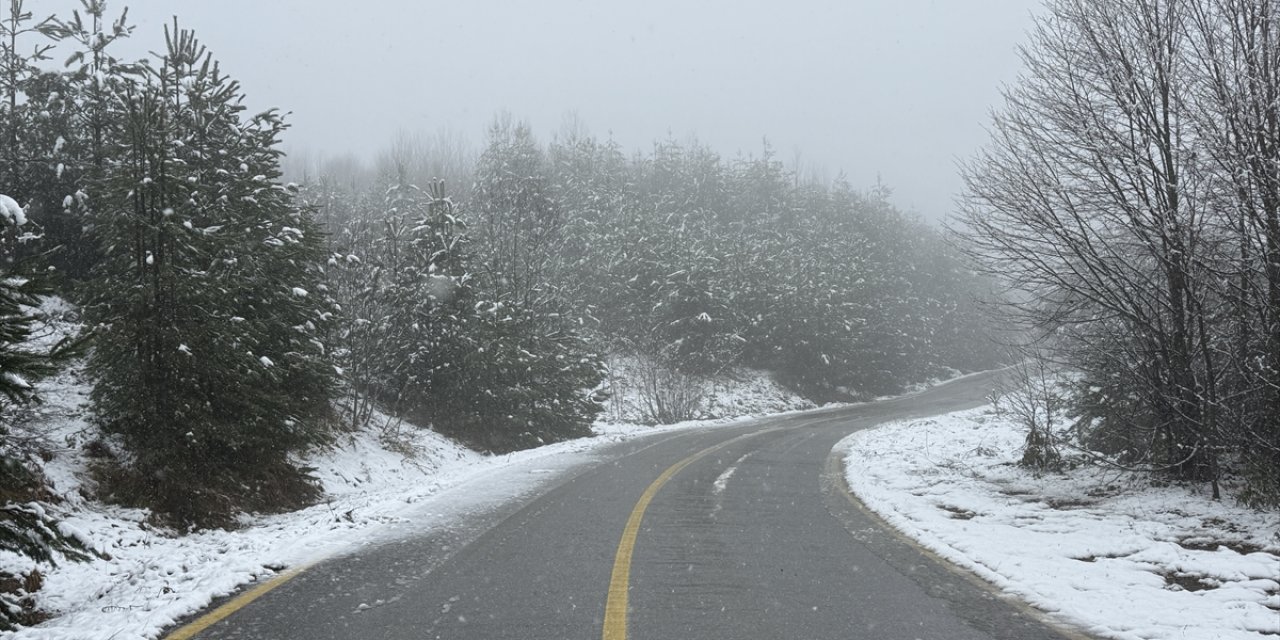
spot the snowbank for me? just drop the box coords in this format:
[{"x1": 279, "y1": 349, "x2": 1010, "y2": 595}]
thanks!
[{"x1": 839, "y1": 406, "x2": 1280, "y2": 640}]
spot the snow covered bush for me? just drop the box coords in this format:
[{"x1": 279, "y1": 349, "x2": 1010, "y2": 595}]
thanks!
[
  {"x1": 422, "y1": 299, "x2": 604, "y2": 452},
  {"x1": 992, "y1": 359, "x2": 1066, "y2": 472},
  {"x1": 635, "y1": 356, "x2": 706, "y2": 425}
]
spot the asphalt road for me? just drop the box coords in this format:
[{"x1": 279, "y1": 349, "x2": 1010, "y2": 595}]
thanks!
[{"x1": 174, "y1": 370, "x2": 1086, "y2": 640}]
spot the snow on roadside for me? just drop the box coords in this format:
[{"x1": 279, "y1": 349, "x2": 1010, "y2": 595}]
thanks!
[
  {"x1": 17, "y1": 402, "x2": 658, "y2": 640},
  {"x1": 838, "y1": 406, "x2": 1280, "y2": 640},
  {"x1": 5, "y1": 351, "x2": 813, "y2": 639}
]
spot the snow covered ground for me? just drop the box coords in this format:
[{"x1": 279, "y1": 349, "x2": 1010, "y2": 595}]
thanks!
[{"x1": 839, "y1": 406, "x2": 1280, "y2": 640}]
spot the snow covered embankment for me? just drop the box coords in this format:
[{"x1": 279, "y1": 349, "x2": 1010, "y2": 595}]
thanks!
[{"x1": 838, "y1": 406, "x2": 1280, "y2": 640}]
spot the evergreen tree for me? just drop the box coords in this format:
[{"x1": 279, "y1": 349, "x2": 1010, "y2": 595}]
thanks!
[
  {"x1": 354, "y1": 173, "x2": 603, "y2": 452},
  {"x1": 0, "y1": 2, "x2": 94, "y2": 625},
  {"x1": 40, "y1": 0, "x2": 136, "y2": 280},
  {"x1": 428, "y1": 298, "x2": 604, "y2": 452},
  {"x1": 461, "y1": 119, "x2": 605, "y2": 449},
  {"x1": 85, "y1": 23, "x2": 334, "y2": 528},
  {"x1": 0, "y1": 1, "x2": 56, "y2": 194},
  {"x1": 0, "y1": 0, "x2": 62, "y2": 269},
  {"x1": 368, "y1": 173, "x2": 472, "y2": 416},
  {"x1": 472, "y1": 116, "x2": 559, "y2": 307}
]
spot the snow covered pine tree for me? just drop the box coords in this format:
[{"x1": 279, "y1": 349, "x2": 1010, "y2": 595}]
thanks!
[{"x1": 85, "y1": 23, "x2": 334, "y2": 528}]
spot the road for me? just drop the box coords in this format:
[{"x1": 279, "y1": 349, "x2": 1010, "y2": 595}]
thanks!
[{"x1": 170, "y1": 370, "x2": 1085, "y2": 639}]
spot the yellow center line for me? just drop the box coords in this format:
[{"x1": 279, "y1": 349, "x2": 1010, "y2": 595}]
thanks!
[
  {"x1": 602, "y1": 430, "x2": 777, "y2": 640},
  {"x1": 165, "y1": 562, "x2": 314, "y2": 639}
]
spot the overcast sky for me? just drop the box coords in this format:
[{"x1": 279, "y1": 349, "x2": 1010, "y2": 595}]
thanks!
[{"x1": 81, "y1": 0, "x2": 1041, "y2": 220}]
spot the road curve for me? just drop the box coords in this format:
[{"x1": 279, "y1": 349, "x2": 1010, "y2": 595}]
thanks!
[{"x1": 170, "y1": 370, "x2": 1088, "y2": 639}]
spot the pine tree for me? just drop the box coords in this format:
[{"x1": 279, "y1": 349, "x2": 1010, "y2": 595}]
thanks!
[
  {"x1": 354, "y1": 174, "x2": 604, "y2": 453},
  {"x1": 86, "y1": 23, "x2": 334, "y2": 528},
  {"x1": 429, "y1": 299, "x2": 604, "y2": 452},
  {"x1": 472, "y1": 116, "x2": 559, "y2": 307},
  {"x1": 0, "y1": 2, "x2": 94, "y2": 625},
  {"x1": 368, "y1": 173, "x2": 472, "y2": 415},
  {"x1": 460, "y1": 119, "x2": 605, "y2": 450},
  {"x1": 39, "y1": 0, "x2": 136, "y2": 280},
  {"x1": 0, "y1": 1, "x2": 57, "y2": 194},
  {"x1": 0, "y1": 0, "x2": 63, "y2": 269}
]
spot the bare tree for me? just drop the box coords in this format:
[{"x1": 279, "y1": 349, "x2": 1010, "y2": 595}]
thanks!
[
  {"x1": 959, "y1": 0, "x2": 1224, "y2": 488},
  {"x1": 1186, "y1": 0, "x2": 1280, "y2": 500}
]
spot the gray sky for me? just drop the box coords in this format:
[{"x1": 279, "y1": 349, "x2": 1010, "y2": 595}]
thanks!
[{"x1": 92, "y1": 0, "x2": 1040, "y2": 220}]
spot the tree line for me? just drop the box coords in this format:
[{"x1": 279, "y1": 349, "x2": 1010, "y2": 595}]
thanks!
[
  {"x1": 305, "y1": 118, "x2": 1000, "y2": 432},
  {"x1": 959, "y1": 0, "x2": 1280, "y2": 506}
]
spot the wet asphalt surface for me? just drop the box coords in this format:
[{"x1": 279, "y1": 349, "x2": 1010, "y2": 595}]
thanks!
[{"x1": 176, "y1": 371, "x2": 1087, "y2": 640}]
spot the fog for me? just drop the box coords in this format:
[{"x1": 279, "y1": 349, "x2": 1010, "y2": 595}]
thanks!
[{"x1": 82, "y1": 0, "x2": 1039, "y2": 220}]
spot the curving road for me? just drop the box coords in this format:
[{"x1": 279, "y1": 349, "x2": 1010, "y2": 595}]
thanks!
[{"x1": 170, "y1": 370, "x2": 1087, "y2": 640}]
